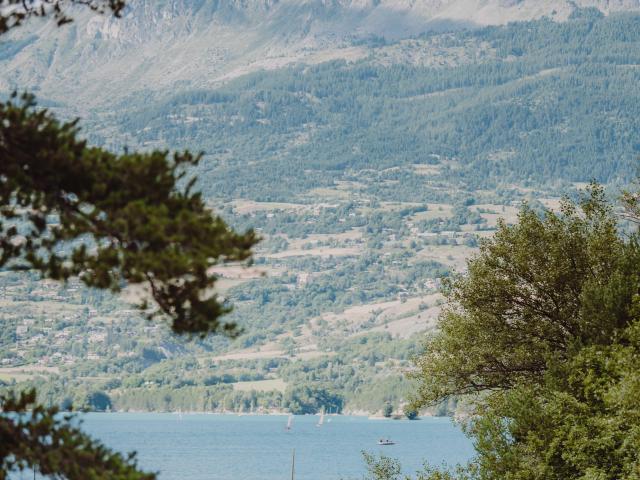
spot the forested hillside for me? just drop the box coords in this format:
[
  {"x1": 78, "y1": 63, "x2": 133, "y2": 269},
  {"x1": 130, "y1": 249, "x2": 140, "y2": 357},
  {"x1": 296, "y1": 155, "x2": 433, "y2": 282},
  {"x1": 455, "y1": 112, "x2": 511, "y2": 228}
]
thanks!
[
  {"x1": 1, "y1": 9, "x2": 639, "y2": 415},
  {"x1": 101, "y1": 10, "x2": 640, "y2": 200}
]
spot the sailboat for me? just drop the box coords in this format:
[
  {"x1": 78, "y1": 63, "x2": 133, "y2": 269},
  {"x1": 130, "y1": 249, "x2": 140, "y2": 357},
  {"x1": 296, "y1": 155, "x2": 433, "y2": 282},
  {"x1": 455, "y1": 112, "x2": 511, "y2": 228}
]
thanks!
[
  {"x1": 316, "y1": 407, "x2": 325, "y2": 427},
  {"x1": 285, "y1": 413, "x2": 294, "y2": 431}
]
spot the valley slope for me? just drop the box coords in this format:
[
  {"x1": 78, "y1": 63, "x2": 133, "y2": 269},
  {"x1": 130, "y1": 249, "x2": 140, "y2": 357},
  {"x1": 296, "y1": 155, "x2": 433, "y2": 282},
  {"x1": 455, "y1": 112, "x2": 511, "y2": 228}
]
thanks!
[{"x1": 1, "y1": 3, "x2": 639, "y2": 415}]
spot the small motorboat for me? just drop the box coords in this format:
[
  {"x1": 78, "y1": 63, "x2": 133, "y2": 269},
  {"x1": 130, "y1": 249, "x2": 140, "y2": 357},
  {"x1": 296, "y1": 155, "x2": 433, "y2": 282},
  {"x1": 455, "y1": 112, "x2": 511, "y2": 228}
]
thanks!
[{"x1": 377, "y1": 439, "x2": 395, "y2": 446}]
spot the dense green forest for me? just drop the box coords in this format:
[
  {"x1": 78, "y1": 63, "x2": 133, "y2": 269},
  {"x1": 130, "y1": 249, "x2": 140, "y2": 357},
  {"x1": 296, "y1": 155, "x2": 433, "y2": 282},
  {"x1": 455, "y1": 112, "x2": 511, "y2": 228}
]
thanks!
[{"x1": 94, "y1": 10, "x2": 640, "y2": 201}]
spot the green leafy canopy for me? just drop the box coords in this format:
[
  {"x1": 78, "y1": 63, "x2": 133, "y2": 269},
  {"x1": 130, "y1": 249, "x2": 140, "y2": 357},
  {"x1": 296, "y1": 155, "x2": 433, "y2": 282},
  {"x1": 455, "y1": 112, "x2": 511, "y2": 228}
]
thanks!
[
  {"x1": 412, "y1": 184, "x2": 636, "y2": 406},
  {"x1": 404, "y1": 184, "x2": 640, "y2": 480}
]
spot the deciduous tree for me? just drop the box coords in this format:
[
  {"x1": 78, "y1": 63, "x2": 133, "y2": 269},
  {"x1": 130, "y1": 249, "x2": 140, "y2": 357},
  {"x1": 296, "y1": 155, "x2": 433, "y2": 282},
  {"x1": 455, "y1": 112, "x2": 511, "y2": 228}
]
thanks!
[
  {"x1": 413, "y1": 185, "x2": 634, "y2": 405},
  {"x1": 406, "y1": 185, "x2": 640, "y2": 479}
]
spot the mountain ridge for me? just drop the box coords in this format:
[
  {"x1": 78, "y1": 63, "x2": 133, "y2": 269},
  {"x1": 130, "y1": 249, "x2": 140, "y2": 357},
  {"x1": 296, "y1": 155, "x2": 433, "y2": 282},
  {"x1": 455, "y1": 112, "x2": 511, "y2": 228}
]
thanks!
[{"x1": 2, "y1": 0, "x2": 639, "y2": 106}]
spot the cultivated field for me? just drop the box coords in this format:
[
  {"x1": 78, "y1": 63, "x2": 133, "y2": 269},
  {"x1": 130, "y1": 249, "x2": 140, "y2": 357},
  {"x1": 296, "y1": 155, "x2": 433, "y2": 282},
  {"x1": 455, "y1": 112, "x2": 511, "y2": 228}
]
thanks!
[
  {"x1": 232, "y1": 378, "x2": 287, "y2": 393},
  {"x1": 415, "y1": 245, "x2": 477, "y2": 271},
  {"x1": 0, "y1": 365, "x2": 59, "y2": 382},
  {"x1": 266, "y1": 246, "x2": 362, "y2": 259}
]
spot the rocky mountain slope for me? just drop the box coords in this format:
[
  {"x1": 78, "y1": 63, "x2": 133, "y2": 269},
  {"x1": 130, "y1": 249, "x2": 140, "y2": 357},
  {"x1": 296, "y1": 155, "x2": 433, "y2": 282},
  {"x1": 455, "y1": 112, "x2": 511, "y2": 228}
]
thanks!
[{"x1": 1, "y1": 0, "x2": 639, "y2": 107}]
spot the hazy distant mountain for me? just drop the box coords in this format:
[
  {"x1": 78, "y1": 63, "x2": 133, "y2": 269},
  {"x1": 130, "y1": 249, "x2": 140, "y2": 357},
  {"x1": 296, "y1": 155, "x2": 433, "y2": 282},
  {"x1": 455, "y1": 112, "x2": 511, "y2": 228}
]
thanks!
[{"x1": 1, "y1": 0, "x2": 639, "y2": 106}]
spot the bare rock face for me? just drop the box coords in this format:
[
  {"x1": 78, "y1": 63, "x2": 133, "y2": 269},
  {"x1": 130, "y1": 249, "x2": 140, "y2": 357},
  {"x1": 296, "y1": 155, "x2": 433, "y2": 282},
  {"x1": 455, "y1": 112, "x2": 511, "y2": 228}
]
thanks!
[{"x1": 1, "y1": 0, "x2": 639, "y2": 106}]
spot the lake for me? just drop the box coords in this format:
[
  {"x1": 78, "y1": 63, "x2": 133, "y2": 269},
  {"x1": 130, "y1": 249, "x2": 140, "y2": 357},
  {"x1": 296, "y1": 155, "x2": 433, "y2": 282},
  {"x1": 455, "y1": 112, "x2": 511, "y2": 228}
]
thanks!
[{"x1": 72, "y1": 413, "x2": 475, "y2": 480}]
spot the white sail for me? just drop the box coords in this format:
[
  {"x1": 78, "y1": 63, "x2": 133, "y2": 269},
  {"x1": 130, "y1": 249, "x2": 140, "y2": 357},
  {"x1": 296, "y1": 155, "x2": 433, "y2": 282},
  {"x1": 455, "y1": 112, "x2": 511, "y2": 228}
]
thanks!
[
  {"x1": 316, "y1": 407, "x2": 325, "y2": 427},
  {"x1": 286, "y1": 413, "x2": 293, "y2": 430}
]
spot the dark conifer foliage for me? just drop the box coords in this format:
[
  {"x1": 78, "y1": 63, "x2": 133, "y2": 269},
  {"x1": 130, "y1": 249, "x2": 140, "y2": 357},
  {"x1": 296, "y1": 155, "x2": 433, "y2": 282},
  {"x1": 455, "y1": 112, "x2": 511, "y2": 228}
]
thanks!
[
  {"x1": 0, "y1": 93, "x2": 258, "y2": 337},
  {"x1": 0, "y1": 389, "x2": 155, "y2": 480}
]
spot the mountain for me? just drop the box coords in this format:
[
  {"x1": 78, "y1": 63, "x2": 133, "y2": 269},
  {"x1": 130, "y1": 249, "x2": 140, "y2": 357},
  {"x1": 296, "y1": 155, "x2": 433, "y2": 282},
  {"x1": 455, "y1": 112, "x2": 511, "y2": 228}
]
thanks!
[
  {"x1": 2, "y1": 3, "x2": 640, "y2": 415},
  {"x1": 1, "y1": 0, "x2": 639, "y2": 107},
  {"x1": 97, "y1": 9, "x2": 639, "y2": 198}
]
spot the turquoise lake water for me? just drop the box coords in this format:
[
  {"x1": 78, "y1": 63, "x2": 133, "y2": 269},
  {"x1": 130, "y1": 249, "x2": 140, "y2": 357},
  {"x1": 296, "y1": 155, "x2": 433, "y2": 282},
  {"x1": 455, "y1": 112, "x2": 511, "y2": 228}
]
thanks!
[{"x1": 68, "y1": 414, "x2": 475, "y2": 480}]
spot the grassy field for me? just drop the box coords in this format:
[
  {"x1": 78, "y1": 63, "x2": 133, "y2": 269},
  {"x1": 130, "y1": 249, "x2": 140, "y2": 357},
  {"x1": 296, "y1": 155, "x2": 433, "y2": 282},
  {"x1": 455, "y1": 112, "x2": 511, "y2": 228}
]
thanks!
[
  {"x1": 469, "y1": 203, "x2": 520, "y2": 227},
  {"x1": 0, "y1": 365, "x2": 59, "y2": 382},
  {"x1": 410, "y1": 203, "x2": 454, "y2": 221},
  {"x1": 305, "y1": 187, "x2": 352, "y2": 199},
  {"x1": 266, "y1": 246, "x2": 362, "y2": 259},
  {"x1": 281, "y1": 230, "x2": 363, "y2": 250},
  {"x1": 231, "y1": 200, "x2": 307, "y2": 214},
  {"x1": 0, "y1": 372, "x2": 34, "y2": 382},
  {"x1": 368, "y1": 305, "x2": 441, "y2": 338},
  {"x1": 412, "y1": 164, "x2": 442, "y2": 176},
  {"x1": 232, "y1": 378, "x2": 287, "y2": 393},
  {"x1": 415, "y1": 245, "x2": 477, "y2": 271}
]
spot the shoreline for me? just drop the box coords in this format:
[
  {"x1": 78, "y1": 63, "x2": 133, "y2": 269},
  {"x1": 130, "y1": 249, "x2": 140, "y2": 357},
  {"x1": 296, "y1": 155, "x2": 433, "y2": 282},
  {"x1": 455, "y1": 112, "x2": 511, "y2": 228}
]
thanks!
[{"x1": 88, "y1": 410, "x2": 443, "y2": 419}]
